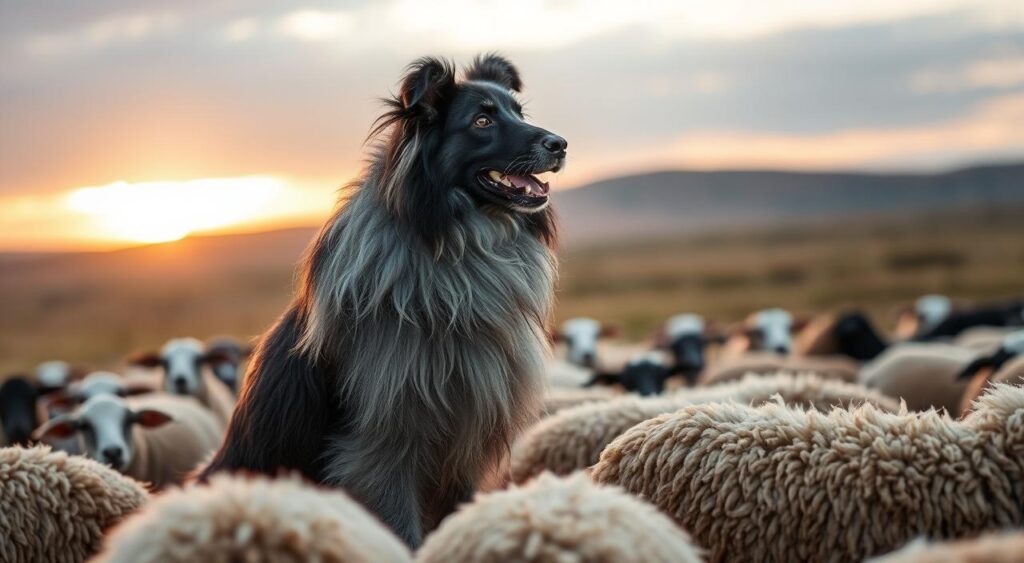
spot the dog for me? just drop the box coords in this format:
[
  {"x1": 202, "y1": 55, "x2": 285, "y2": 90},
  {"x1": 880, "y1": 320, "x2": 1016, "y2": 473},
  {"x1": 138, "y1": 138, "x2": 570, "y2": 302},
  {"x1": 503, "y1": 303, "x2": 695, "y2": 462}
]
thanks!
[{"x1": 198, "y1": 54, "x2": 565, "y2": 547}]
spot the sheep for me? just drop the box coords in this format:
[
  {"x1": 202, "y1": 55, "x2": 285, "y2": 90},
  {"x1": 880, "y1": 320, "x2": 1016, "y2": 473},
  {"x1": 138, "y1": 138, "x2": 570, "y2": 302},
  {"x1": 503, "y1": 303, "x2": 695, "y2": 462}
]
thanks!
[
  {"x1": 416, "y1": 472, "x2": 703, "y2": 563},
  {"x1": 93, "y1": 474, "x2": 412, "y2": 563},
  {"x1": 34, "y1": 393, "x2": 222, "y2": 489},
  {"x1": 511, "y1": 372, "x2": 899, "y2": 483},
  {"x1": 658, "y1": 313, "x2": 721, "y2": 385},
  {"x1": 859, "y1": 342, "x2": 976, "y2": 413},
  {"x1": 203, "y1": 336, "x2": 252, "y2": 394},
  {"x1": 591, "y1": 383, "x2": 1024, "y2": 563},
  {"x1": 898, "y1": 295, "x2": 1024, "y2": 340},
  {"x1": 719, "y1": 308, "x2": 804, "y2": 358},
  {"x1": 953, "y1": 325, "x2": 1018, "y2": 354},
  {"x1": 542, "y1": 386, "x2": 620, "y2": 416},
  {"x1": 128, "y1": 337, "x2": 237, "y2": 424},
  {"x1": 552, "y1": 317, "x2": 620, "y2": 369},
  {"x1": 794, "y1": 311, "x2": 890, "y2": 361},
  {"x1": 895, "y1": 294, "x2": 954, "y2": 339},
  {"x1": 700, "y1": 351, "x2": 860, "y2": 385},
  {"x1": 958, "y1": 331, "x2": 1024, "y2": 416},
  {"x1": 0, "y1": 376, "x2": 38, "y2": 446},
  {"x1": 869, "y1": 531, "x2": 1024, "y2": 563},
  {"x1": 587, "y1": 351, "x2": 680, "y2": 396},
  {"x1": 35, "y1": 360, "x2": 86, "y2": 394},
  {"x1": 0, "y1": 445, "x2": 148, "y2": 563}
]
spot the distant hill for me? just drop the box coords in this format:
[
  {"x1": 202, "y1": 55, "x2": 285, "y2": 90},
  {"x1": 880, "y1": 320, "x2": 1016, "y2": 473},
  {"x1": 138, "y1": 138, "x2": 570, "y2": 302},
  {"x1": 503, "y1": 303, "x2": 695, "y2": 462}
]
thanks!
[{"x1": 555, "y1": 162, "x2": 1024, "y2": 245}]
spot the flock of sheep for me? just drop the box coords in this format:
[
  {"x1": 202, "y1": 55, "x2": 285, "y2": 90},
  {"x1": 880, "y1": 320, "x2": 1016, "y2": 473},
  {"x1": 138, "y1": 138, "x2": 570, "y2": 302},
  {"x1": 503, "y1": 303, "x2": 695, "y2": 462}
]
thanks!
[{"x1": 2, "y1": 293, "x2": 1024, "y2": 562}]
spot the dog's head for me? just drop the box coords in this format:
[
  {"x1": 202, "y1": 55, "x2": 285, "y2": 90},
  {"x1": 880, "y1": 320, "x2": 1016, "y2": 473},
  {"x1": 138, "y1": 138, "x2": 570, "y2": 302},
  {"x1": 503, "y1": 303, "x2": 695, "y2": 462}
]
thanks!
[{"x1": 372, "y1": 54, "x2": 565, "y2": 245}]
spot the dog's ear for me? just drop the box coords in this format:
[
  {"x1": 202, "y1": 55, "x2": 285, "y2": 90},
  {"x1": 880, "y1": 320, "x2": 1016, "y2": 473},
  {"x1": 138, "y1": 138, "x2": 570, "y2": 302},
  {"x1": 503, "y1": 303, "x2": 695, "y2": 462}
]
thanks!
[
  {"x1": 398, "y1": 57, "x2": 456, "y2": 121},
  {"x1": 465, "y1": 53, "x2": 522, "y2": 92}
]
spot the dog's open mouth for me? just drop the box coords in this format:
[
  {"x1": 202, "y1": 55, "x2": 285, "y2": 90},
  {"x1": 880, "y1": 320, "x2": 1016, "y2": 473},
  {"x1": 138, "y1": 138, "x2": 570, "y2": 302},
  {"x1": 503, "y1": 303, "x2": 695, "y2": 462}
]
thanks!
[{"x1": 477, "y1": 169, "x2": 554, "y2": 209}]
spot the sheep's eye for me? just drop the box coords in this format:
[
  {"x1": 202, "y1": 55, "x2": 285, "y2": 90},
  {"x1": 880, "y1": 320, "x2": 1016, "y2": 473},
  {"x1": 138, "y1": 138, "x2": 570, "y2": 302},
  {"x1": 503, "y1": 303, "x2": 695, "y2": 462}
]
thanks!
[{"x1": 473, "y1": 116, "x2": 492, "y2": 128}]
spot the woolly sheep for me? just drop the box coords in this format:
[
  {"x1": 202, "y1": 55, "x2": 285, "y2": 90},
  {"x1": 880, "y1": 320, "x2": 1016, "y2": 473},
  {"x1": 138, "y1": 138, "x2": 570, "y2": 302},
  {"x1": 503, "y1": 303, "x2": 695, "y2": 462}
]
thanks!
[
  {"x1": 869, "y1": 532, "x2": 1024, "y2": 563},
  {"x1": 94, "y1": 474, "x2": 411, "y2": 563},
  {"x1": 719, "y1": 308, "x2": 801, "y2": 357},
  {"x1": 416, "y1": 472, "x2": 703, "y2": 563},
  {"x1": 35, "y1": 393, "x2": 222, "y2": 489},
  {"x1": 588, "y1": 351, "x2": 680, "y2": 396},
  {"x1": 859, "y1": 342, "x2": 976, "y2": 413},
  {"x1": 203, "y1": 336, "x2": 252, "y2": 394},
  {"x1": 511, "y1": 373, "x2": 899, "y2": 483},
  {"x1": 591, "y1": 383, "x2": 1024, "y2": 562},
  {"x1": 953, "y1": 326, "x2": 1018, "y2": 354},
  {"x1": 0, "y1": 446, "x2": 148, "y2": 563},
  {"x1": 552, "y1": 317, "x2": 620, "y2": 369},
  {"x1": 793, "y1": 311, "x2": 889, "y2": 361},
  {"x1": 128, "y1": 338, "x2": 237, "y2": 424},
  {"x1": 542, "y1": 386, "x2": 620, "y2": 416},
  {"x1": 700, "y1": 351, "x2": 859, "y2": 385}
]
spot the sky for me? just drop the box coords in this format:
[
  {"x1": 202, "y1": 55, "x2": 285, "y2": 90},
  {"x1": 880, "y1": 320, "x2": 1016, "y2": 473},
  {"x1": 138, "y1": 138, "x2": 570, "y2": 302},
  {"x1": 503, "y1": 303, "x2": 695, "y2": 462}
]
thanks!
[{"x1": 1, "y1": 0, "x2": 1023, "y2": 250}]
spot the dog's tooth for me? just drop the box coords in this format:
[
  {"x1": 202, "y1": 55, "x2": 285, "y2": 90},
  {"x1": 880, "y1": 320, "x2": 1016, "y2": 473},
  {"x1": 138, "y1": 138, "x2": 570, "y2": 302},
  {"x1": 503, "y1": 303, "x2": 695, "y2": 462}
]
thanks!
[
  {"x1": 488, "y1": 170, "x2": 502, "y2": 182},
  {"x1": 525, "y1": 184, "x2": 533, "y2": 195}
]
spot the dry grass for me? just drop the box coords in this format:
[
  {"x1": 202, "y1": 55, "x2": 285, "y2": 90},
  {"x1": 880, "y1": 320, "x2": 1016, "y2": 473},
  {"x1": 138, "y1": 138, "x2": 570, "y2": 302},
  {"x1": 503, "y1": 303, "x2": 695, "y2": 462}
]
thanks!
[{"x1": 1, "y1": 207, "x2": 1021, "y2": 375}]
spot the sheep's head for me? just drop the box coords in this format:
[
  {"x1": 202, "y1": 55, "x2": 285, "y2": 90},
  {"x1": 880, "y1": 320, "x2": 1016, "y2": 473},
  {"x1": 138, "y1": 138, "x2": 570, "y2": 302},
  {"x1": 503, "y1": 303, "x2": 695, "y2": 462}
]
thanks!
[
  {"x1": 553, "y1": 318, "x2": 620, "y2": 368},
  {"x1": 959, "y1": 330, "x2": 1024, "y2": 381},
  {"x1": 34, "y1": 394, "x2": 173, "y2": 471},
  {"x1": 129, "y1": 337, "x2": 232, "y2": 397}
]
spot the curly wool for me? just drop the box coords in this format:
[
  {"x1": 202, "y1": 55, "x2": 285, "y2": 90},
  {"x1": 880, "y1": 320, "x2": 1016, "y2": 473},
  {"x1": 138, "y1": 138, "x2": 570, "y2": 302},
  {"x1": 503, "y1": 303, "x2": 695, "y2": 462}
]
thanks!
[
  {"x1": 94, "y1": 474, "x2": 412, "y2": 563},
  {"x1": 869, "y1": 531, "x2": 1024, "y2": 562},
  {"x1": 541, "y1": 386, "x2": 620, "y2": 416},
  {"x1": 416, "y1": 472, "x2": 702, "y2": 563},
  {"x1": 591, "y1": 384, "x2": 1024, "y2": 562},
  {"x1": 960, "y1": 356, "x2": 1024, "y2": 416},
  {"x1": 0, "y1": 446, "x2": 148, "y2": 563},
  {"x1": 701, "y1": 352, "x2": 859, "y2": 385},
  {"x1": 511, "y1": 373, "x2": 899, "y2": 483}
]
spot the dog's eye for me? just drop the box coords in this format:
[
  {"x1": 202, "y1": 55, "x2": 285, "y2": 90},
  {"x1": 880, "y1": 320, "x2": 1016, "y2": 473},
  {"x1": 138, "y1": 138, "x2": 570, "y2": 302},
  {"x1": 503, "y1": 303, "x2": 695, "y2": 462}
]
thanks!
[{"x1": 473, "y1": 116, "x2": 492, "y2": 128}]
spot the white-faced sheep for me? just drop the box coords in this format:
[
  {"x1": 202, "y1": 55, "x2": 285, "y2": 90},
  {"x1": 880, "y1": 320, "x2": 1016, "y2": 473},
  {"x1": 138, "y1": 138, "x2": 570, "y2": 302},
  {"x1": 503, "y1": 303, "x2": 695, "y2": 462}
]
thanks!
[
  {"x1": 896, "y1": 294, "x2": 954, "y2": 339},
  {"x1": 511, "y1": 373, "x2": 899, "y2": 483},
  {"x1": 0, "y1": 446, "x2": 148, "y2": 563},
  {"x1": 658, "y1": 313, "x2": 721, "y2": 385},
  {"x1": 203, "y1": 336, "x2": 252, "y2": 394},
  {"x1": 699, "y1": 351, "x2": 860, "y2": 385},
  {"x1": 416, "y1": 472, "x2": 703, "y2": 563},
  {"x1": 128, "y1": 337, "x2": 237, "y2": 424},
  {"x1": 93, "y1": 474, "x2": 412, "y2": 563},
  {"x1": 958, "y1": 332, "x2": 1024, "y2": 416},
  {"x1": 719, "y1": 308, "x2": 806, "y2": 358},
  {"x1": 859, "y1": 342, "x2": 976, "y2": 413},
  {"x1": 898, "y1": 295, "x2": 1024, "y2": 341},
  {"x1": 552, "y1": 317, "x2": 620, "y2": 369},
  {"x1": 869, "y1": 531, "x2": 1024, "y2": 563},
  {"x1": 591, "y1": 383, "x2": 1024, "y2": 562},
  {"x1": 34, "y1": 393, "x2": 222, "y2": 489}
]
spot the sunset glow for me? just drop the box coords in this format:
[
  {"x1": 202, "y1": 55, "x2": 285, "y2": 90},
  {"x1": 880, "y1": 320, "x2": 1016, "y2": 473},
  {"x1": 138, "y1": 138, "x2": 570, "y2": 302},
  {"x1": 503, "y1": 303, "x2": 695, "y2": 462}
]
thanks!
[{"x1": 65, "y1": 177, "x2": 285, "y2": 244}]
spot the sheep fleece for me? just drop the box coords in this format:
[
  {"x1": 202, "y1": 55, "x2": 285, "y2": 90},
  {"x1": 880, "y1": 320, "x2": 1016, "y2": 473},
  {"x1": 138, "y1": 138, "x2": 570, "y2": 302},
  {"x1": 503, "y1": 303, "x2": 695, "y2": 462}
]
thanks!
[
  {"x1": 869, "y1": 532, "x2": 1024, "y2": 563},
  {"x1": 94, "y1": 474, "x2": 411, "y2": 563},
  {"x1": 0, "y1": 446, "x2": 148, "y2": 563},
  {"x1": 591, "y1": 384, "x2": 1024, "y2": 563},
  {"x1": 416, "y1": 472, "x2": 702, "y2": 563}
]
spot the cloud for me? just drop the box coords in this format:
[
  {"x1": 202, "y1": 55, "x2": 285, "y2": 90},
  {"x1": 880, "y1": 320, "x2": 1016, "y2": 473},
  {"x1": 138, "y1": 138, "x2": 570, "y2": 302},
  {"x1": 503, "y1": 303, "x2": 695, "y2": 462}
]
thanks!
[
  {"x1": 910, "y1": 54, "x2": 1024, "y2": 93},
  {"x1": 21, "y1": 11, "x2": 180, "y2": 58},
  {"x1": 275, "y1": 9, "x2": 355, "y2": 42}
]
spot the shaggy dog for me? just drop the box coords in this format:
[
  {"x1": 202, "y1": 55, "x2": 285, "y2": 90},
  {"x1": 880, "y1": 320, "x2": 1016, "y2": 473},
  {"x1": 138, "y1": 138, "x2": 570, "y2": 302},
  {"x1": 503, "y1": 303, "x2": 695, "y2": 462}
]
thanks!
[{"x1": 198, "y1": 54, "x2": 565, "y2": 547}]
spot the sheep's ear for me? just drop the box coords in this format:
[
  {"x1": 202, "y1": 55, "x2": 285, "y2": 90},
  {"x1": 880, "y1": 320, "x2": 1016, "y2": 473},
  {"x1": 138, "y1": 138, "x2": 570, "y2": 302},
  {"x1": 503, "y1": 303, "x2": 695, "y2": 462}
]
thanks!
[
  {"x1": 118, "y1": 383, "x2": 154, "y2": 397},
  {"x1": 703, "y1": 322, "x2": 729, "y2": 345},
  {"x1": 127, "y1": 351, "x2": 162, "y2": 368},
  {"x1": 132, "y1": 409, "x2": 173, "y2": 428},
  {"x1": 68, "y1": 365, "x2": 90, "y2": 380},
  {"x1": 598, "y1": 324, "x2": 621, "y2": 339},
  {"x1": 548, "y1": 330, "x2": 564, "y2": 344},
  {"x1": 958, "y1": 356, "x2": 993, "y2": 381},
  {"x1": 398, "y1": 57, "x2": 456, "y2": 120},
  {"x1": 791, "y1": 316, "x2": 812, "y2": 333},
  {"x1": 464, "y1": 53, "x2": 522, "y2": 92},
  {"x1": 34, "y1": 415, "x2": 79, "y2": 440}
]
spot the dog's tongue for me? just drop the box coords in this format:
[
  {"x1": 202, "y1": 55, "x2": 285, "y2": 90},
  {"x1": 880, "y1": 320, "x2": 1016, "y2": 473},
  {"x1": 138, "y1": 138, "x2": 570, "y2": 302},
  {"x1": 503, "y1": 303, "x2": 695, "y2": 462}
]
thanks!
[{"x1": 505, "y1": 173, "x2": 549, "y2": 196}]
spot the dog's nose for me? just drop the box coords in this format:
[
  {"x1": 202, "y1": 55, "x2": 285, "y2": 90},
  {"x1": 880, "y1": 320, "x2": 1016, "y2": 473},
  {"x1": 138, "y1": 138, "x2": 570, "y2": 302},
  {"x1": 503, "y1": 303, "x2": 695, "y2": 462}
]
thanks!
[
  {"x1": 541, "y1": 134, "x2": 567, "y2": 153},
  {"x1": 102, "y1": 446, "x2": 123, "y2": 466}
]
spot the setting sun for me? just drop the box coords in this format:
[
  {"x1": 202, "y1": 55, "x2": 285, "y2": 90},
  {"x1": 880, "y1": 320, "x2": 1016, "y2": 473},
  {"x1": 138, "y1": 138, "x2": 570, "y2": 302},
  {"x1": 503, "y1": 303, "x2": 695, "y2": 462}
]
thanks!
[{"x1": 65, "y1": 176, "x2": 285, "y2": 244}]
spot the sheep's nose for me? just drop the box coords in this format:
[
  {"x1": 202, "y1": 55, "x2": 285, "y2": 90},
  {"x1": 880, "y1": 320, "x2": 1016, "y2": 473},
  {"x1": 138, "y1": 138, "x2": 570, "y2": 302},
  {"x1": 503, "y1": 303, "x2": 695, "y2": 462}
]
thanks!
[
  {"x1": 773, "y1": 345, "x2": 790, "y2": 355},
  {"x1": 102, "y1": 447, "x2": 123, "y2": 466},
  {"x1": 581, "y1": 352, "x2": 596, "y2": 368},
  {"x1": 541, "y1": 134, "x2": 567, "y2": 154},
  {"x1": 173, "y1": 377, "x2": 188, "y2": 394}
]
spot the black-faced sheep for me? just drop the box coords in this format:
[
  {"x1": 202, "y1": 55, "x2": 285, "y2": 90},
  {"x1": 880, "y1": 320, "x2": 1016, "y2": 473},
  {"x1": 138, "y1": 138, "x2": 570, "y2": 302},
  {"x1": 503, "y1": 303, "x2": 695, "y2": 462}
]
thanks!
[
  {"x1": 898, "y1": 294, "x2": 1024, "y2": 341},
  {"x1": 659, "y1": 313, "x2": 721, "y2": 385},
  {"x1": 128, "y1": 337, "x2": 237, "y2": 424},
  {"x1": 591, "y1": 383, "x2": 1024, "y2": 562},
  {"x1": 587, "y1": 351, "x2": 679, "y2": 396},
  {"x1": 94, "y1": 474, "x2": 412, "y2": 563},
  {"x1": 869, "y1": 531, "x2": 1024, "y2": 563},
  {"x1": 0, "y1": 446, "x2": 148, "y2": 563},
  {"x1": 859, "y1": 342, "x2": 976, "y2": 413},
  {"x1": 794, "y1": 311, "x2": 890, "y2": 361},
  {"x1": 511, "y1": 373, "x2": 899, "y2": 483},
  {"x1": 34, "y1": 393, "x2": 222, "y2": 489},
  {"x1": 416, "y1": 472, "x2": 703, "y2": 563}
]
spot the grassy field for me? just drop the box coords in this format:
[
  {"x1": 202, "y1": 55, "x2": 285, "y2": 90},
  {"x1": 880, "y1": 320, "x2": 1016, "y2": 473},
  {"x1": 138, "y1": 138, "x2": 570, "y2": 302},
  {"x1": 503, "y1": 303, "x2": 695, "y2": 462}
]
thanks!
[{"x1": 1, "y1": 206, "x2": 1022, "y2": 375}]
